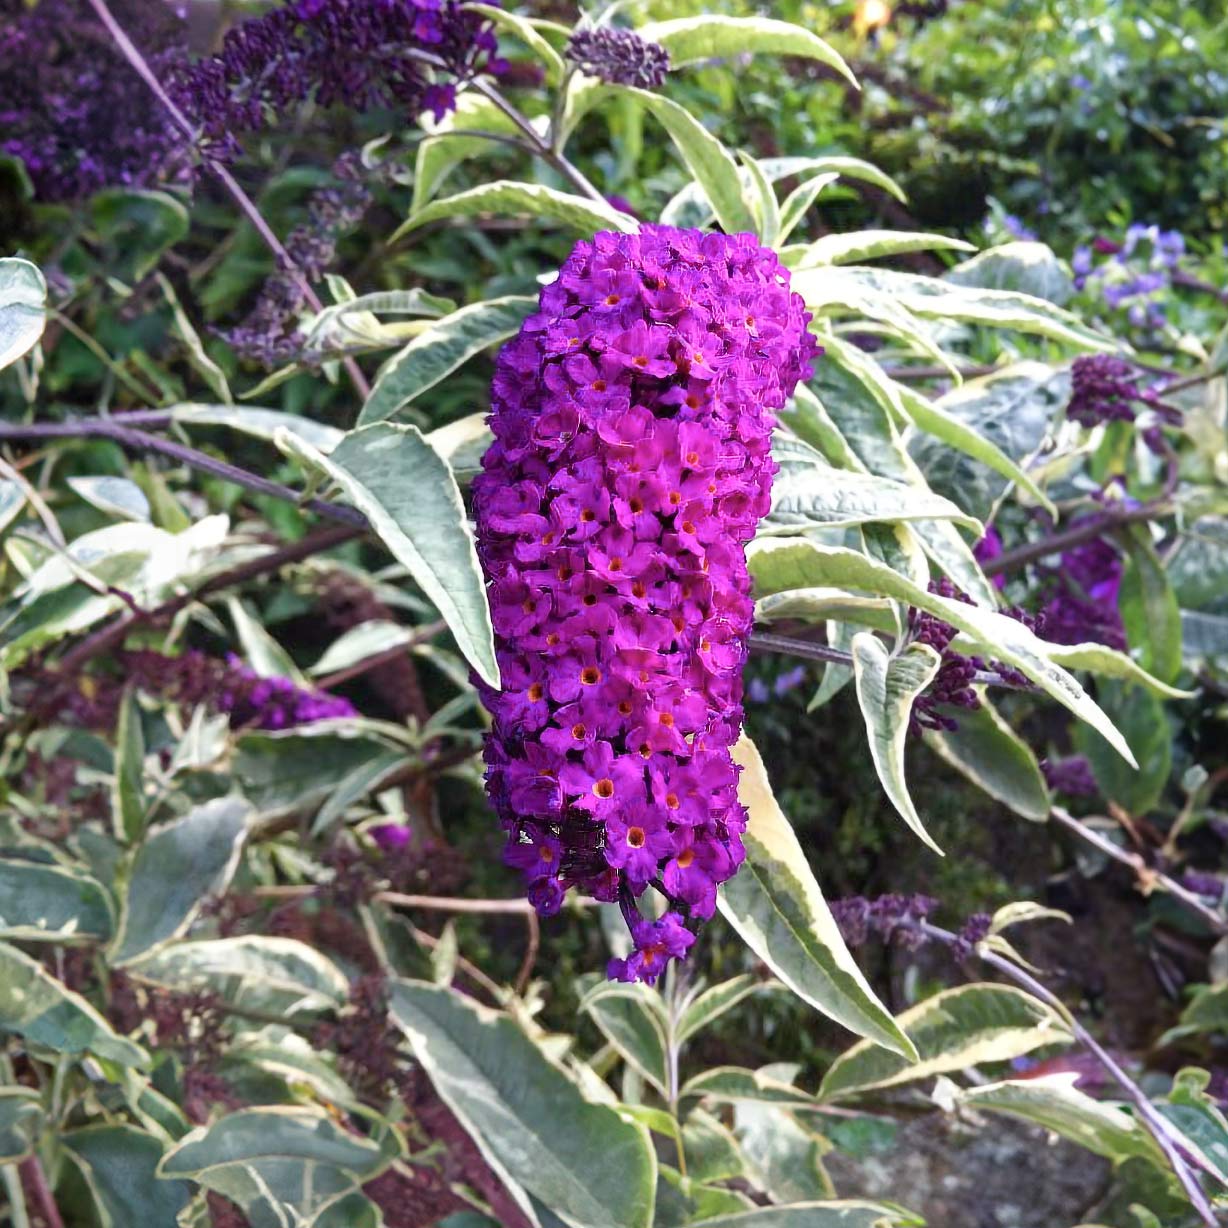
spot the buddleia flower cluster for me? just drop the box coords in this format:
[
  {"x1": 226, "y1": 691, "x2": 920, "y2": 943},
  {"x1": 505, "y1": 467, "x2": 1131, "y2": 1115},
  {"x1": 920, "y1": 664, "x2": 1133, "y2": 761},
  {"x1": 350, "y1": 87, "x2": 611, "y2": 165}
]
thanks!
[
  {"x1": 474, "y1": 226, "x2": 817, "y2": 984},
  {"x1": 565, "y1": 25, "x2": 670, "y2": 88},
  {"x1": 1037, "y1": 534, "x2": 1127, "y2": 650},
  {"x1": 0, "y1": 0, "x2": 188, "y2": 201},
  {"x1": 171, "y1": 0, "x2": 503, "y2": 160}
]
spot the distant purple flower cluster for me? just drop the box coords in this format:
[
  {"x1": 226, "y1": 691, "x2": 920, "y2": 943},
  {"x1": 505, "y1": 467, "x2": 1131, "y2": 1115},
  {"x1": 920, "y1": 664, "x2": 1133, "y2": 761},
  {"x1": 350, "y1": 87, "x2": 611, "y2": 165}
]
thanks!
[
  {"x1": 908, "y1": 578, "x2": 1039, "y2": 736},
  {"x1": 0, "y1": 0, "x2": 188, "y2": 201},
  {"x1": 1066, "y1": 354, "x2": 1178, "y2": 432},
  {"x1": 566, "y1": 26, "x2": 670, "y2": 88},
  {"x1": 222, "y1": 153, "x2": 377, "y2": 368},
  {"x1": 746, "y1": 665, "x2": 807, "y2": 704},
  {"x1": 474, "y1": 225, "x2": 817, "y2": 984},
  {"x1": 171, "y1": 0, "x2": 502, "y2": 160},
  {"x1": 1040, "y1": 754, "x2": 1098, "y2": 797},
  {"x1": 1037, "y1": 534, "x2": 1127, "y2": 650},
  {"x1": 1072, "y1": 223, "x2": 1184, "y2": 332},
  {"x1": 830, "y1": 894, "x2": 937, "y2": 950},
  {"x1": 67, "y1": 649, "x2": 355, "y2": 731}
]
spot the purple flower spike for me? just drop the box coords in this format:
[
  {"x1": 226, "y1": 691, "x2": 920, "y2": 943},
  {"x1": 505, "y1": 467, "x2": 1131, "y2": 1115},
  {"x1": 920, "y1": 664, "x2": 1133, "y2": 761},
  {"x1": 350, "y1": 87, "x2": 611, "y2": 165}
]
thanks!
[{"x1": 473, "y1": 225, "x2": 817, "y2": 981}]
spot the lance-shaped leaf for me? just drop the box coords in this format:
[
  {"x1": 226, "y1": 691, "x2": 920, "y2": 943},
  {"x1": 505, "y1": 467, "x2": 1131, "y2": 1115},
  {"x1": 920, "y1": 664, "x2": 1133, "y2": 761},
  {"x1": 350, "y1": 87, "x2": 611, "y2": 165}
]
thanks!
[
  {"x1": 639, "y1": 15, "x2": 855, "y2": 84},
  {"x1": 681, "y1": 1066, "x2": 822, "y2": 1111},
  {"x1": 677, "y1": 975, "x2": 765, "y2": 1046},
  {"x1": 850, "y1": 634, "x2": 944, "y2": 853},
  {"x1": 1119, "y1": 524, "x2": 1183, "y2": 685},
  {"x1": 414, "y1": 93, "x2": 528, "y2": 210},
  {"x1": 468, "y1": 3, "x2": 565, "y2": 81},
  {"x1": 717, "y1": 736, "x2": 914, "y2": 1058},
  {"x1": 690, "y1": 1203, "x2": 922, "y2": 1228},
  {"x1": 110, "y1": 796, "x2": 250, "y2": 964},
  {"x1": 0, "y1": 256, "x2": 47, "y2": 369},
  {"x1": 939, "y1": 1073, "x2": 1165, "y2": 1167},
  {"x1": 359, "y1": 296, "x2": 536, "y2": 425},
  {"x1": 792, "y1": 231, "x2": 974, "y2": 268},
  {"x1": 0, "y1": 859, "x2": 114, "y2": 943},
  {"x1": 613, "y1": 88, "x2": 755, "y2": 236},
  {"x1": 130, "y1": 936, "x2": 349, "y2": 1017},
  {"x1": 0, "y1": 942, "x2": 147, "y2": 1067},
  {"x1": 395, "y1": 180, "x2": 637, "y2": 241},
  {"x1": 67, "y1": 476, "x2": 151, "y2": 523},
  {"x1": 924, "y1": 697, "x2": 1050, "y2": 821},
  {"x1": 776, "y1": 173, "x2": 841, "y2": 247},
  {"x1": 580, "y1": 980, "x2": 670, "y2": 1096},
  {"x1": 748, "y1": 538, "x2": 1136, "y2": 766},
  {"x1": 158, "y1": 1107, "x2": 395, "y2": 1227},
  {"x1": 278, "y1": 423, "x2": 498, "y2": 687},
  {"x1": 111, "y1": 688, "x2": 146, "y2": 844},
  {"x1": 389, "y1": 979, "x2": 657, "y2": 1228},
  {"x1": 0, "y1": 1088, "x2": 44, "y2": 1163},
  {"x1": 65, "y1": 1125, "x2": 192, "y2": 1228},
  {"x1": 819, "y1": 984, "x2": 1072, "y2": 1101},
  {"x1": 171, "y1": 403, "x2": 344, "y2": 451},
  {"x1": 1044, "y1": 642, "x2": 1193, "y2": 699}
]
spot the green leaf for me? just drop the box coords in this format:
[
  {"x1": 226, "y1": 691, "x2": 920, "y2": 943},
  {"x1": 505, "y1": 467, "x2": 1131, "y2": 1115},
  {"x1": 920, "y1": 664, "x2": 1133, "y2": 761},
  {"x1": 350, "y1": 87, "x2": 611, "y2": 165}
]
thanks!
[
  {"x1": 158, "y1": 1108, "x2": 394, "y2": 1228},
  {"x1": 738, "y1": 152, "x2": 781, "y2": 246},
  {"x1": 90, "y1": 189, "x2": 188, "y2": 282},
  {"x1": 0, "y1": 1088, "x2": 44, "y2": 1162},
  {"x1": 1182, "y1": 610, "x2": 1228, "y2": 663},
  {"x1": 279, "y1": 422, "x2": 498, "y2": 687},
  {"x1": 924, "y1": 698, "x2": 1050, "y2": 821},
  {"x1": 940, "y1": 1074, "x2": 1165, "y2": 1167},
  {"x1": 1043, "y1": 642, "x2": 1193, "y2": 699},
  {"x1": 310, "y1": 620, "x2": 413, "y2": 677},
  {"x1": 0, "y1": 859, "x2": 114, "y2": 942},
  {"x1": 677, "y1": 975, "x2": 764, "y2": 1046},
  {"x1": 820, "y1": 985, "x2": 1071, "y2": 1101},
  {"x1": 748, "y1": 538, "x2": 1137, "y2": 766},
  {"x1": 1164, "y1": 984, "x2": 1228, "y2": 1044},
  {"x1": 580, "y1": 980, "x2": 670, "y2": 1096},
  {"x1": 171, "y1": 403, "x2": 344, "y2": 451},
  {"x1": 395, "y1": 181, "x2": 637, "y2": 241},
  {"x1": 0, "y1": 256, "x2": 46, "y2": 370},
  {"x1": 686, "y1": 1203, "x2": 921, "y2": 1228},
  {"x1": 797, "y1": 266, "x2": 1113, "y2": 352},
  {"x1": 946, "y1": 242, "x2": 1074, "y2": 306},
  {"x1": 414, "y1": 94, "x2": 530, "y2": 211},
  {"x1": 1159, "y1": 1069, "x2": 1228, "y2": 1186},
  {"x1": 776, "y1": 173, "x2": 841, "y2": 247},
  {"x1": 466, "y1": 3, "x2": 565, "y2": 82},
  {"x1": 767, "y1": 456, "x2": 980, "y2": 535},
  {"x1": 301, "y1": 288, "x2": 457, "y2": 357},
  {"x1": 682, "y1": 1109, "x2": 749, "y2": 1184},
  {"x1": 111, "y1": 796, "x2": 250, "y2": 964},
  {"x1": 613, "y1": 88, "x2": 756, "y2": 236},
  {"x1": 64, "y1": 1125, "x2": 191, "y2": 1228},
  {"x1": 0, "y1": 942, "x2": 147, "y2": 1066},
  {"x1": 227, "y1": 595, "x2": 305, "y2": 683},
  {"x1": 681, "y1": 1066, "x2": 821, "y2": 1111},
  {"x1": 1073, "y1": 681, "x2": 1171, "y2": 816},
  {"x1": 733, "y1": 1097, "x2": 833, "y2": 1205},
  {"x1": 1119, "y1": 526, "x2": 1182, "y2": 685},
  {"x1": 717, "y1": 736, "x2": 914, "y2": 1058},
  {"x1": 850, "y1": 634, "x2": 944, "y2": 854},
  {"x1": 110, "y1": 688, "x2": 146, "y2": 844},
  {"x1": 130, "y1": 936, "x2": 349, "y2": 1018},
  {"x1": 793, "y1": 231, "x2": 974, "y2": 268},
  {"x1": 67, "y1": 476, "x2": 151, "y2": 523},
  {"x1": 389, "y1": 979, "x2": 657, "y2": 1228},
  {"x1": 639, "y1": 15, "x2": 856, "y2": 85},
  {"x1": 755, "y1": 587, "x2": 896, "y2": 631},
  {"x1": 359, "y1": 295, "x2": 535, "y2": 424}
]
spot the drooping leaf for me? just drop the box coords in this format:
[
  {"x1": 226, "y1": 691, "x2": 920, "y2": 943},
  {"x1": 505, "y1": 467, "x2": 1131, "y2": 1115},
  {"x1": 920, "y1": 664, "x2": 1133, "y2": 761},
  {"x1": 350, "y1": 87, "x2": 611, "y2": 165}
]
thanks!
[
  {"x1": 278, "y1": 422, "x2": 498, "y2": 687},
  {"x1": 640, "y1": 15, "x2": 855, "y2": 83},
  {"x1": 792, "y1": 231, "x2": 974, "y2": 268},
  {"x1": 390, "y1": 979, "x2": 658, "y2": 1228},
  {"x1": 850, "y1": 634, "x2": 944, "y2": 853},
  {"x1": 580, "y1": 980, "x2": 670, "y2": 1096},
  {"x1": 939, "y1": 1073, "x2": 1164, "y2": 1168},
  {"x1": 717, "y1": 736, "x2": 914, "y2": 1058},
  {"x1": 613, "y1": 88, "x2": 755, "y2": 236},
  {"x1": 776, "y1": 173, "x2": 841, "y2": 247},
  {"x1": 1043, "y1": 642, "x2": 1193, "y2": 699},
  {"x1": 677, "y1": 975, "x2": 764, "y2": 1046},
  {"x1": 1073, "y1": 681, "x2": 1171, "y2": 817},
  {"x1": 738, "y1": 152, "x2": 781, "y2": 246},
  {"x1": 300, "y1": 287, "x2": 457, "y2": 357},
  {"x1": 110, "y1": 687, "x2": 146, "y2": 844},
  {"x1": 170, "y1": 403, "x2": 344, "y2": 452},
  {"x1": 0, "y1": 942, "x2": 147, "y2": 1067},
  {"x1": 747, "y1": 538, "x2": 1136, "y2": 766},
  {"x1": 1119, "y1": 525, "x2": 1183, "y2": 685},
  {"x1": 158, "y1": 1108, "x2": 395, "y2": 1228},
  {"x1": 468, "y1": 3, "x2": 565, "y2": 81},
  {"x1": 946, "y1": 241, "x2": 1075, "y2": 305},
  {"x1": 924, "y1": 698, "x2": 1050, "y2": 821},
  {"x1": 0, "y1": 256, "x2": 47, "y2": 370},
  {"x1": 226, "y1": 595, "x2": 305, "y2": 683},
  {"x1": 819, "y1": 984, "x2": 1072, "y2": 1101},
  {"x1": 309, "y1": 620, "x2": 413, "y2": 677},
  {"x1": 414, "y1": 94, "x2": 529, "y2": 211},
  {"x1": 130, "y1": 936, "x2": 349, "y2": 1017},
  {"x1": 0, "y1": 859, "x2": 114, "y2": 942},
  {"x1": 110, "y1": 796, "x2": 250, "y2": 964},
  {"x1": 395, "y1": 181, "x2": 637, "y2": 241},
  {"x1": 65, "y1": 1125, "x2": 191, "y2": 1228},
  {"x1": 67, "y1": 476, "x2": 151, "y2": 523},
  {"x1": 0, "y1": 1088, "x2": 45, "y2": 1163},
  {"x1": 359, "y1": 296, "x2": 536, "y2": 425}
]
